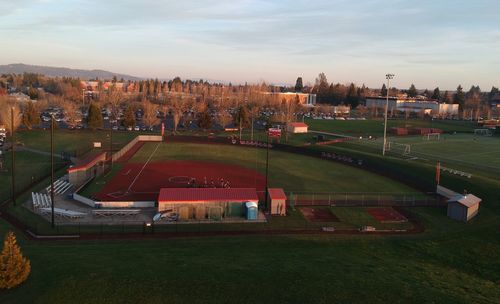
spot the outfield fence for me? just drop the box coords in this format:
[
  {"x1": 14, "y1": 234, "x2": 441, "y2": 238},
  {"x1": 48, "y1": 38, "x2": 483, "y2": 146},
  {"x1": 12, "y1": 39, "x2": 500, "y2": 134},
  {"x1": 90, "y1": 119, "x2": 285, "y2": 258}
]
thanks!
[{"x1": 289, "y1": 192, "x2": 442, "y2": 207}]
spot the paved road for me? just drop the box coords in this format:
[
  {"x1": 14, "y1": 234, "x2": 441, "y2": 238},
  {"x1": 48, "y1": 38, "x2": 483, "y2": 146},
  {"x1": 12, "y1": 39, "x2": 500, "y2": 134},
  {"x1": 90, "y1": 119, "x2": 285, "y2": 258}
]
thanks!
[{"x1": 309, "y1": 130, "x2": 355, "y2": 138}]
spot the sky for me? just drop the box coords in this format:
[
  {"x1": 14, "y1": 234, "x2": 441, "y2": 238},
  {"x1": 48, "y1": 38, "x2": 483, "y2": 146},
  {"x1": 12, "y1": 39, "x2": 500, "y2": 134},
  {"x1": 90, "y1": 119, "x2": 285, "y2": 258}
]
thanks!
[{"x1": 0, "y1": 0, "x2": 499, "y2": 90}]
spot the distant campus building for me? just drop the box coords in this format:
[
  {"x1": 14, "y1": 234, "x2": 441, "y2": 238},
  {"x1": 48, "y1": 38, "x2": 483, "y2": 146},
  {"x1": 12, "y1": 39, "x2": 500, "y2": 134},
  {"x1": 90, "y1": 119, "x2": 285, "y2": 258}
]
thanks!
[
  {"x1": 365, "y1": 95, "x2": 459, "y2": 117},
  {"x1": 264, "y1": 92, "x2": 317, "y2": 106}
]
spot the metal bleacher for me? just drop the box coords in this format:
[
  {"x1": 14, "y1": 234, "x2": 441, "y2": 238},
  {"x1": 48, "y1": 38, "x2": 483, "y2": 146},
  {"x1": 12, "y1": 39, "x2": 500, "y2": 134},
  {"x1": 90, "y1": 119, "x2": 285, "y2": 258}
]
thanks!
[
  {"x1": 32, "y1": 192, "x2": 52, "y2": 209},
  {"x1": 39, "y1": 207, "x2": 86, "y2": 219},
  {"x1": 45, "y1": 178, "x2": 73, "y2": 195}
]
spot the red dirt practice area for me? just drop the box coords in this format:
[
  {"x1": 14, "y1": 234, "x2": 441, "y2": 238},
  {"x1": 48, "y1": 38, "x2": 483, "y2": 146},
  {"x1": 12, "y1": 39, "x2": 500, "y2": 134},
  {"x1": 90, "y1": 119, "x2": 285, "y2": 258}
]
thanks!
[
  {"x1": 367, "y1": 207, "x2": 408, "y2": 223},
  {"x1": 300, "y1": 207, "x2": 340, "y2": 222},
  {"x1": 94, "y1": 161, "x2": 266, "y2": 201}
]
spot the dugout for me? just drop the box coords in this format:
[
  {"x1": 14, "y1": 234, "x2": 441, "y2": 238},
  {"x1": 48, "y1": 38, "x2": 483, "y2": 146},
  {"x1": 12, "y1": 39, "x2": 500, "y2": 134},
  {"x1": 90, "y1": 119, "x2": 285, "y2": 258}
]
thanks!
[
  {"x1": 268, "y1": 188, "x2": 287, "y2": 216},
  {"x1": 447, "y1": 194, "x2": 481, "y2": 222},
  {"x1": 158, "y1": 188, "x2": 259, "y2": 221},
  {"x1": 68, "y1": 152, "x2": 107, "y2": 186}
]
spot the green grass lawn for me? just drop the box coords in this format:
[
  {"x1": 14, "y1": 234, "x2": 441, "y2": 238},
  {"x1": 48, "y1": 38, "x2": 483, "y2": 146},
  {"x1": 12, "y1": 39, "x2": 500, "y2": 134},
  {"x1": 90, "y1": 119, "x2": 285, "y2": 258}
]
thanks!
[
  {"x1": 0, "y1": 151, "x2": 68, "y2": 202},
  {"x1": 305, "y1": 118, "x2": 475, "y2": 136},
  {"x1": 16, "y1": 129, "x2": 138, "y2": 156},
  {"x1": 338, "y1": 133, "x2": 500, "y2": 179},
  {"x1": 126, "y1": 142, "x2": 414, "y2": 193}
]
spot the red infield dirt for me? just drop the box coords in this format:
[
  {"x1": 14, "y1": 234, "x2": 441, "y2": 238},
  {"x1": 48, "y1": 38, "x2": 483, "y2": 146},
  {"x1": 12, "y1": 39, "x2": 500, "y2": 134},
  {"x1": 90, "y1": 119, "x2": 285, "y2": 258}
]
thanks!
[
  {"x1": 94, "y1": 161, "x2": 266, "y2": 201},
  {"x1": 300, "y1": 207, "x2": 339, "y2": 222},
  {"x1": 367, "y1": 207, "x2": 408, "y2": 223}
]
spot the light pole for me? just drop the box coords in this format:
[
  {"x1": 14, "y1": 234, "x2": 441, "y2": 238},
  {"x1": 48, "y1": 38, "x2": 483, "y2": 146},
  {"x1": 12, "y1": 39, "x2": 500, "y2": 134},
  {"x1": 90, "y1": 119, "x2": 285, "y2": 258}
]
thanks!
[
  {"x1": 10, "y1": 107, "x2": 16, "y2": 206},
  {"x1": 50, "y1": 114, "x2": 55, "y2": 228},
  {"x1": 382, "y1": 73, "x2": 395, "y2": 156}
]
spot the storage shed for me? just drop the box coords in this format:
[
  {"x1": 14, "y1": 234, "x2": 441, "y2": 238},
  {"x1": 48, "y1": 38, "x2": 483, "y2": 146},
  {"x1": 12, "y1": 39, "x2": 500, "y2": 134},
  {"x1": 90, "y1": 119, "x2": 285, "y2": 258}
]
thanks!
[
  {"x1": 287, "y1": 122, "x2": 308, "y2": 134},
  {"x1": 268, "y1": 188, "x2": 287, "y2": 216},
  {"x1": 245, "y1": 202, "x2": 258, "y2": 220},
  {"x1": 447, "y1": 194, "x2": 481, "y2": 222},
  {"x1": 158, "y1": 188, "x2": 259, "y2": 221}
]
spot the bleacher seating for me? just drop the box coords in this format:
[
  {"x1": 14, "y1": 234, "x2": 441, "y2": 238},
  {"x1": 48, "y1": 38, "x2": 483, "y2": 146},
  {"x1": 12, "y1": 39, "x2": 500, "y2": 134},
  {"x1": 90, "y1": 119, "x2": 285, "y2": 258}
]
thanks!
[
  {"x1": 32, "y1": 192, "x2": 52, "y2": 209},
  {"x1": 39, "y1": 207, "x2": 86, "y2": 219},
  {"x1": 92, "y1": 209, "x2": 140, "y2": 218},
  {"x1": 45, "y1": 178, "x2": 73, "y2": 195}
]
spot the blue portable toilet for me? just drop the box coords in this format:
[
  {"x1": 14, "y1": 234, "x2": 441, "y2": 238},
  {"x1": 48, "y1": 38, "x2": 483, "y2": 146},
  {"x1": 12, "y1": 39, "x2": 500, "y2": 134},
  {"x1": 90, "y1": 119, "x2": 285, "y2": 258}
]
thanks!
[{"x1": 245, "y1": 202, "x2": 258, "y2": 220}]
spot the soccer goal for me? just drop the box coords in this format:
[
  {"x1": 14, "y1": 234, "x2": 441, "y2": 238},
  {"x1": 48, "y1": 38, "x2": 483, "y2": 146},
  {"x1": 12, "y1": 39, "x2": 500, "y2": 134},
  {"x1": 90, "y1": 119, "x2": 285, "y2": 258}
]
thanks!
[
  {"x1": 474, "y1": 129, "x2": 492, "y2": 136},
  {"x1": 389, "y1": 143, "x2": 411, "y2": 156},
  {"x1": 424, "y1": 133, "x2": 440, "y2": 140}
]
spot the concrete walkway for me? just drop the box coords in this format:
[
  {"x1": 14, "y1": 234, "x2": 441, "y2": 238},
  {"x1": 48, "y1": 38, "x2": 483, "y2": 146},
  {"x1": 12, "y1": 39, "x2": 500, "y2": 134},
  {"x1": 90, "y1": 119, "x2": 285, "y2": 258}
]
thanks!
[{"x1": 309, "y1": 130, "x2": 355, "y2": 139}]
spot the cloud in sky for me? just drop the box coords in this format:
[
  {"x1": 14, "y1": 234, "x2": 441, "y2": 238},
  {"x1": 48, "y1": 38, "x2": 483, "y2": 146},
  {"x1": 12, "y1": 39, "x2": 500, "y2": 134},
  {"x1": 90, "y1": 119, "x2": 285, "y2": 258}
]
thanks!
[{"x1": 0, "y1": 0, "x2": 499, "y2": 89}]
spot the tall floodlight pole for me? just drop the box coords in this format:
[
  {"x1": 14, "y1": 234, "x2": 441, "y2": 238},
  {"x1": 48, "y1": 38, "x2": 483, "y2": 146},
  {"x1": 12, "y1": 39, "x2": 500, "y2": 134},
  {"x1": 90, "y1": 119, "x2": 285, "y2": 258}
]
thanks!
[
  {"x1": 109, "y1": 123, "x2": 113, "y2": 168},
  {"x1": 50, "y1": 115, "x2": 55, "y2": 228},
  {"x1": 264, "y1": 130, "x2": 270, "y2": 210},
  {"x1": 382, "y1": 74, "x2": 395, "y2": 156},
  {"x1": 10, "y1": 107, "x2": 16, "y2": 206}
]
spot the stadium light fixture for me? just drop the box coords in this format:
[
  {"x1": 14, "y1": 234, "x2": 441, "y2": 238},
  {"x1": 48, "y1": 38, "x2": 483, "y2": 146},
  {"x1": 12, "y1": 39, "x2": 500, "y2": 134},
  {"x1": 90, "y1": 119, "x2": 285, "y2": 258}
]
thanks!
[{"x1": 382, "y1": 73, "x2": 395, "y2": 156}]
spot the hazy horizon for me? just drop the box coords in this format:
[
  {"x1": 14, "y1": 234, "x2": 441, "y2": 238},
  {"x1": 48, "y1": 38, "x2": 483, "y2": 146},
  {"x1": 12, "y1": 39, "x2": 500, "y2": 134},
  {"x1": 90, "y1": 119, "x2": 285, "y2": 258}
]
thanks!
[{"x1": 1, "y1": 0, "x2": 499, "y2": 90}]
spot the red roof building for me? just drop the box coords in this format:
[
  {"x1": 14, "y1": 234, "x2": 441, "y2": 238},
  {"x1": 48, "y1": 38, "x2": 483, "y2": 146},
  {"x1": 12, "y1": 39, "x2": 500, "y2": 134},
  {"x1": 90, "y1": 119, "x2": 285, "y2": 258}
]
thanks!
[
  {"x1": 287, "y1": 122, "x2": 308, "y2": 134},
  {"x1": 268, "y1": 188, "x2": 287, "y2": 216},
  {"x1": 158, "y1": 188, "x2": 258, "y2": 203}
]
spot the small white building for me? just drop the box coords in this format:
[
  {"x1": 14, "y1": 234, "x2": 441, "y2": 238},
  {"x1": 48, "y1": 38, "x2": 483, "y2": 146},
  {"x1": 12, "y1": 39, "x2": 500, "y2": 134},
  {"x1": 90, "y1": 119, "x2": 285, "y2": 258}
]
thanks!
[
  {"x1": 447, "y1": 194, "x2": 481, "y2": 222},
  {"x1": 365, "y1": 96, "x2": 459, "y2": 117},
  {"x1": 287, "y1": 122, "x2": 308, "y2": 134}
]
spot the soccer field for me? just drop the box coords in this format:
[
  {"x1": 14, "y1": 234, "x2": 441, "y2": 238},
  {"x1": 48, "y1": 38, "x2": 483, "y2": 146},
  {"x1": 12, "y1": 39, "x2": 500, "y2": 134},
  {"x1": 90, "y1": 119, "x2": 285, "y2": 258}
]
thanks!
[{"x1": 339, "y1": 134, "x2": 500, "y2": 178}]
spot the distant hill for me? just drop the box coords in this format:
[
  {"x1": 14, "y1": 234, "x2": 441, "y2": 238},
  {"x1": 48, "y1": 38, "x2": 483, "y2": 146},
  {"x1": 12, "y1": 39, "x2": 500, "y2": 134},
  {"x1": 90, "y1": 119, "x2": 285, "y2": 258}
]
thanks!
[{"x1": 0, "y1": 63, "x2": 142, "y2": 81}]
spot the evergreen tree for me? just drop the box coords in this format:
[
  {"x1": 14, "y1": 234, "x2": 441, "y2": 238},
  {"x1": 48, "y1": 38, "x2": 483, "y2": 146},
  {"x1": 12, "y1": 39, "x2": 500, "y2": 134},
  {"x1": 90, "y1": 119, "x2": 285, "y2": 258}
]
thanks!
[
  {"x1": 443, "y1": 91, "x2": 450, "y2": 103},
  {"x1": 0, "y1": 231, "x2": 31, "y2": 289},
  {"x1": 314, "y1": 73, "x2": 330, "y2": 103},
  {"x1": 198, "y1": 108, "x2": 212, "y2": 130},
  {"x1": 235, "y1": 105, "x2": 250, "y2": 128},
  {"x1": 21, "y1": 101, "x2": 40, "y2": 130},
  {"x1": 294, "y1": 77, "x2": 303, "y2": 92},
  {"x1": 432, "y1": 87, "x2": 441, "y2": 101},
  {"x1": 489, "y1": 86, "x2": 499, "y2": 100},
  {"x1": 86, "y1": 102, "x2": 103, "y2": 130},
  {"x1": 380, "y1": 83, "x2": 387, "y2": 97},
  {"x1": 122, "y1": 106, "x2": 136, "y2": 128},
  {"x1": 346, "y1": 83, "x2": 359, "y2": 107},
  {"x1": 454, "y1": 85, "x2": 465, "y2": 108},
  {"x1": 408, "y1": 84, "x2": 417, "y2": 97}
]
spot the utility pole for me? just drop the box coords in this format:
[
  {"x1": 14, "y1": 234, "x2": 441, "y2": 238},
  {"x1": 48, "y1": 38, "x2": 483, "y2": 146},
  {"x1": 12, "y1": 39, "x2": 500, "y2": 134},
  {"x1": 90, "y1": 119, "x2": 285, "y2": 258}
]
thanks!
[
  {"x1": 50, "y1": 115, "x2": 55, "y2": 228},
  {"x1": 382, "y1": 74, "x2": 395, "y2": 156},
  {"x1": 264, "y1": 130, "x2": 270, "y2": 211},
  {"x1": 10, "y1": 107, "x2": 16, "y2": 206}
]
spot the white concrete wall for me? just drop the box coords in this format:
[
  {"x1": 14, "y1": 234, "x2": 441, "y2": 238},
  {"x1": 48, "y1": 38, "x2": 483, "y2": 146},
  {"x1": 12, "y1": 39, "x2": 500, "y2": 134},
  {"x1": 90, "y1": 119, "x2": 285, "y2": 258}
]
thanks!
[
  {"x1": 73, "y1": 193, "x2": 96, "y2": 207},
  {"x1": 98, "y1": 201, "x2": 155, "y2": 208}
]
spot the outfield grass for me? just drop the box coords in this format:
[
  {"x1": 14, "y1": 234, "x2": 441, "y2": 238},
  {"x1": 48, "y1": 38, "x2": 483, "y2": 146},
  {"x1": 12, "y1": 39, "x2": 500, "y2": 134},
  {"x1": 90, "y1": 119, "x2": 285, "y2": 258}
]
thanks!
[{"x1": 127, "y1": 142, "x2": 415, "y2": 193}]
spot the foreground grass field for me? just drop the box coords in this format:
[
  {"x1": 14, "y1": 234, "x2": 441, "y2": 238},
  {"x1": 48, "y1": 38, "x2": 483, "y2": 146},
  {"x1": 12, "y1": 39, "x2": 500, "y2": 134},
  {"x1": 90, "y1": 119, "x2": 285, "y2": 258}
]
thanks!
[{"x1": 0, "y1": 216, "x2": 498, "y2": 304}]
